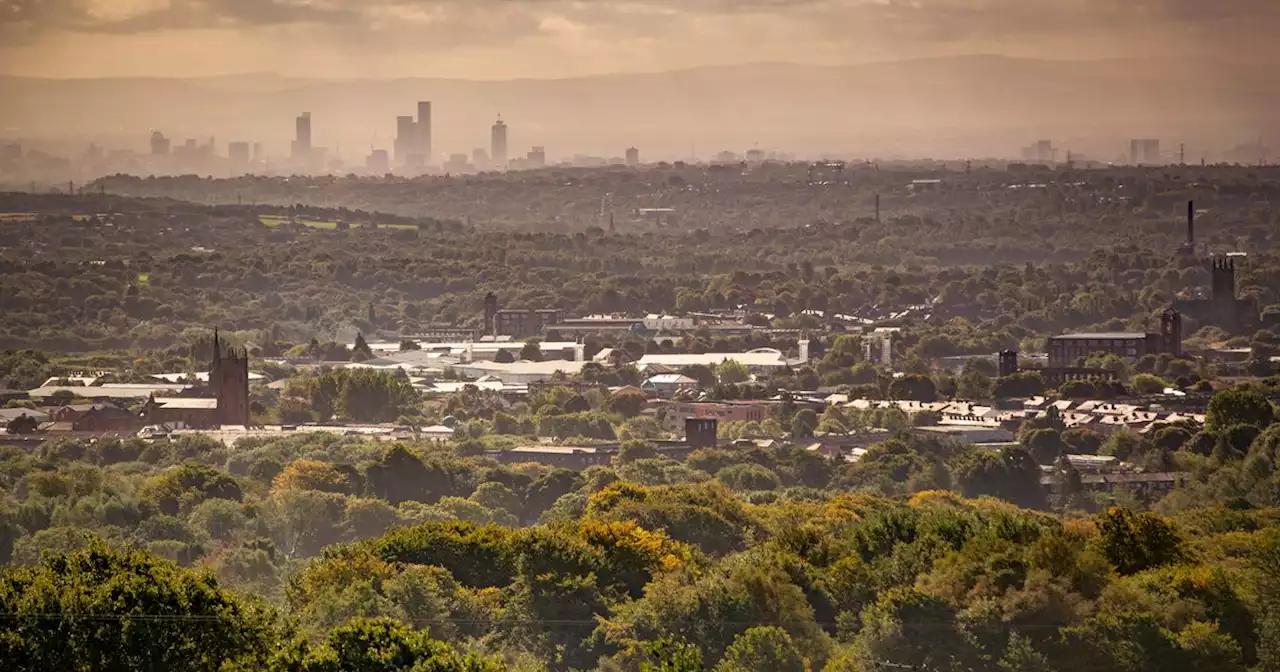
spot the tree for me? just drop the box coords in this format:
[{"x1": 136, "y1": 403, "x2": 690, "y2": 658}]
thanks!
[
  {"x1": 1094, "y1": 507, "x2": 1184, "y2": 575},
  {"x1": 1022, "y1": 427, "x2": 1066, "y2": 465},
  {"x1": 606, "y1": 389, "x2": 648, "y2": 418},
  {"x1": 1131, "y1": 373, "x2": 1170, "y2": 395},
  {"x1": 0, "y1": 543, "x2": 278, "y2": 671},
  {"x1": 888, "y1": 374, "x2": 937, "y2": 402},
  {"x1": 5, "y1": 414, "x2": 37, "y2": 434},
  {"x1": 293, "y1": 617, "x2": 505, "y2": 672},
  {"x1": 791, "y1": 409, "x2": 818, "y2": 439},
  {"x1": 714, "y1": 626, "x2": 806, "y2": 672},
  {"x1": 641, "y1": 636, "x2": 704, "y2": 672},
  {"x1": 680, "y1": 364, "x2": 717, "y2": 388},
  {"x1": 1059, "y1": 380, "x2": 1097, "y2": 399},
  {"x1": 520, "y1": 339, "x2": 543, "y2": 362},
  {"x1": 1206, "y1": 388, "x2": 1275, "y2": 432},
  {"x1": 716, "y1": 463, "x2": 782, "y2": 491},
  {"x1": 957, "y1": 369, "x2": 992, "y2": 400},
  {"x1": 716, "y1": 359, "x2": 749, "y2": 385},
  {"x1": 993, "y1": 372, "x2": 1045, "y2": 399},
  {"x1": 493, "y1": 349, "x2": 515, "y2": 364}
]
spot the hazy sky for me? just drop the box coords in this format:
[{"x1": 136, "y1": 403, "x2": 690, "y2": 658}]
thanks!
[{"x1": 1, "y1": 0, "x2": 1277, "y2": 78}]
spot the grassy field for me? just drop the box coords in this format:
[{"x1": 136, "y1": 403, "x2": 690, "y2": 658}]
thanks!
[
  {"x1": 258, "y1": 214, "x2": 416, "y2": 231},
  {"x1": 0, "y1": 212, "x2": 36, "y2": 222}
]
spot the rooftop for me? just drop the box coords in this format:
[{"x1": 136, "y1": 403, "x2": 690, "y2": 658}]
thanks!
[
  {"x1": 1050, "y1": 332, "x2": 1149, "y2": 341},
  {"x1": 152, "y1": 398, "x2": 219, "y2": 410}
]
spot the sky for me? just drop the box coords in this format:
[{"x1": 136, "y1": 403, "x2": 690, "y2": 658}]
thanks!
[{"x1": 0, "y1": 0, "x2": 1278, "y2": 79}]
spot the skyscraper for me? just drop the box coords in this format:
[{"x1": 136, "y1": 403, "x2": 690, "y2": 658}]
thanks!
[
  {"x1": 417, "y1": 101, "x2": 432, "y2": 164},
  {"x1": 293, "y1": 112, "x2": 312, "y2": 161},
  {"x1": 228, "y1": 142, "x2": 250, "y2": 165},
  {"x1": 395, "y1": 115, "x2": 417, "y2": 166},
  {"x1": 1130, "y1": 138, "x2": 1160, "y2": 165},
  {"x1": 528, "y1": 146, "x2": 546, "y2": 169},
  {"x1": 150, "y1": 131, "x2": 170, "y2": 156},
  {"x1": 625, "y1": 147, "x2": 639, "y2": 167},
  {"x1": 490, "y1": 116, "x2": 508, "y2": 169}
]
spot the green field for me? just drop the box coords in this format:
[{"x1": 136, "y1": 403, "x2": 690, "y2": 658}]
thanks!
[{"x1": 258, "y1": 214, "x2": 416, "y2": 231}]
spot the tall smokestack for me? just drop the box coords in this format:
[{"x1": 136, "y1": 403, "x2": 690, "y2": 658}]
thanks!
[{"x1": 1187, "y1": 200, "x2": 1194, "y2": 246}]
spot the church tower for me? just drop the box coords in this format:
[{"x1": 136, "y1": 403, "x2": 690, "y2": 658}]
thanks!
[{"x1": 210, "y1": 329, "x2": 250, "y2": 426}]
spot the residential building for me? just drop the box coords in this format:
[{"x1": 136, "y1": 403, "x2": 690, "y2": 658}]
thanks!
[{"x1": 641, "y1": 374, "x2": 699, "y2": 398}]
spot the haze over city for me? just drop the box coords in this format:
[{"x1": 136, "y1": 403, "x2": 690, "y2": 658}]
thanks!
[{"x1": 1, "y1": 0, "x2": 1279, "y2": 165}]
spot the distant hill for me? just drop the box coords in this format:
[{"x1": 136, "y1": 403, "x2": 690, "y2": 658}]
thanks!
[{"x1": 2, "y1": 56, "x2": 1276, "y2": 160}]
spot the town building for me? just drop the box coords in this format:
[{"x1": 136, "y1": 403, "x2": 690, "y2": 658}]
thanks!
[
  {"x1": 641, "y1": 374, "x2": 699, "y2": 398},
  {"x1": 1047, "y1": 309, "x2": 1182, "y2": 367},
  {"x1": 143, "y1": 330, "x2": 250, "y2": 427},
  {"x1": 655, "y1": 400, "x2": 772, "y2": 433}
]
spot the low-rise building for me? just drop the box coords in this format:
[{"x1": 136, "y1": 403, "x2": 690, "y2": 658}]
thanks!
[
  {"x1": 642, "y1": 374, "x2": 699, "y2": 398},
  {"x1": 656, "y1": 400, "x2": 772, "y2": 433}
]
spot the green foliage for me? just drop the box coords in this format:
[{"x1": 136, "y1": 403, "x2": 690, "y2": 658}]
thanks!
[
  {"x1": 715, "y1": 360, "x2": 749, "y2": 385},
  {"x1": 1206, "y1": 388, "x2": 1275, "y2": 433},
  {"x1": 0, "y1": 543, "x2": 279, "y2": 671},
  {"x1": 291, "y1": 618, "x2": 505, "y2": 671},
  {"x1": 714, "y1": 626, "x2": 805, "y2": 672},
  {"x1": 1094, "y1": 507, "x2": 1184, "y2": 575}
]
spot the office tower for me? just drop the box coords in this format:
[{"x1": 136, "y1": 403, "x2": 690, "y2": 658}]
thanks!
[
  {"x1": 490, "y1": 116, "x2": 507, "y2": 168},
  {"x1": 472, "y1": 148, "x2": 489, "y2": 169},
  {"x1": 417, "y1": 101, "x2": 432, "y2": 164},
  {"x1": 150, "y1": 131, "x2": 170, "y2": 156},
  {"x1": 293, "y1": 112, "x2": 312, "y2": 160},
  {"x1": 1130, "y1": 138, "x2": 1160, "y2": 165},
  {"x1": 528, "y1": 146, "x2": 546, "y2": 169},
  {"x1": 367, "y1": 149, "x2": 389, "y2": 174},
  {"x1": 625, "y1": 147, "x2": 640, "y2": 167},
  {"x1": 395, "y1": 115, "x2": 417, "y2": 166},
  {"x1": 252, "y1": 143, "x2": 263, "y2": 162},
  {"x1": 1034, "y1": 139, "x2": 1053, "y2": 162},
  {"x1": 228, "y1": 142, "x2": 250, "y2": 165}
]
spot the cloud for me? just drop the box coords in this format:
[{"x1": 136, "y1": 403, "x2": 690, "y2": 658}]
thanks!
[{"x1": 1, "y1": 0, "x2": 1277, "y2": 76}]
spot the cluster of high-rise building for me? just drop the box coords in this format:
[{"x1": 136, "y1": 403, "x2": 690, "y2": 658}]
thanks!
[{"x1": 393, "y1": 102, "x2": 432, "y2": 170}]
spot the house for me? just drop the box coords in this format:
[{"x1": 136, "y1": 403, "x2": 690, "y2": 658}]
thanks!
[
  {"x1": 1042, "y1": 471, "x2": 1187, "y2": 498},
  {"x1": 142, "y1": 397, "x2": 221, "y2": 428},
  {"x1": 49, "y1": 403, "x2": 140, "y2": 432},
  {"x1": 0, "y1": 408, "x2": 51, "y2": 425},
  {"x1": 641, "y1": 374, "x2": 699, "y2": 397}
]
